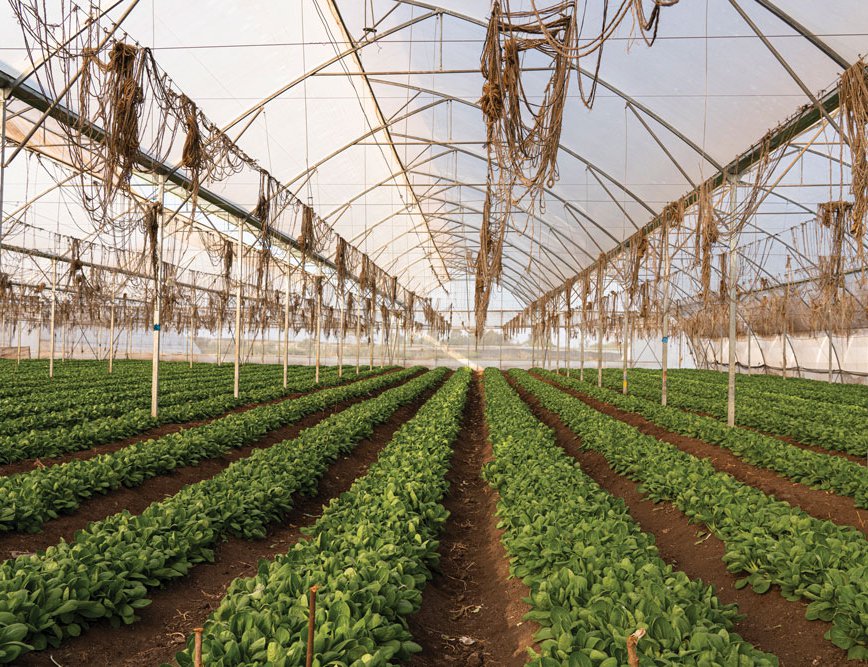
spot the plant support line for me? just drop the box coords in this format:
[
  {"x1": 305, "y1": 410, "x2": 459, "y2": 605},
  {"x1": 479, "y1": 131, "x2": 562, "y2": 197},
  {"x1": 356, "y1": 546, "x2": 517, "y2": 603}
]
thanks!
[{"x1": 727, "y1": 178, "x2": 739, "y2": 427}]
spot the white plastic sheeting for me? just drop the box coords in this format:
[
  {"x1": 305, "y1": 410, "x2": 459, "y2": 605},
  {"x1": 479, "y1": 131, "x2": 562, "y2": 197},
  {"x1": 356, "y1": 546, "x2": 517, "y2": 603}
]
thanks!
[{"x1": 1, "y1": 0, "x2": 866, "y2": 313}]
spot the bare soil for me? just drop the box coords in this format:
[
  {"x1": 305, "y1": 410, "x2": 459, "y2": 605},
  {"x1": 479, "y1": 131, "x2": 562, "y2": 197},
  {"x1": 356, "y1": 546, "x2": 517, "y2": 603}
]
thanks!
[{"x1": 407, "y1": 373, "x2": 536, "y2": 667}]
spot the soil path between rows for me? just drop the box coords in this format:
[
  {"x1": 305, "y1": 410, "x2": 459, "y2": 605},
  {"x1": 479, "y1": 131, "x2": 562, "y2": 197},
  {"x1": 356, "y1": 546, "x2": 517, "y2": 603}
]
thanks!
[
  {"x1": 506, "y1": 374, "x2": 850, "y2": 667},
  {"x1": 0, "y1": 369, "x2": 417, "y2": 561},
  {"x1": 0, "y1": 368, "x2": 395, "y2": 477},
  {"x1": 532, "y1": 373, "x2": 868, "y2": 537},
  {"x1": 19, "y1": 372, "x2": 446, "y2": 667},
  {"x1": 407, "y1": 373, "x2": 535, "y2": 667}
]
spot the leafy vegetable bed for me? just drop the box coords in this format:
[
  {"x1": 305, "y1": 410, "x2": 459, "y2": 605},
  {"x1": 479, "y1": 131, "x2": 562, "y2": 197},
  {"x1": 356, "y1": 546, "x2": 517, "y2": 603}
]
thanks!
[
  {"x1": 0, "y1": 367, "x2": 445, "y2": 664},
  {"x1": 591, "y1": 369, "x2": 868, "y2": 457},
  {"x1": 483, "y1": 369, "x2": 774, "y2": 666},
  {"x1": 538, "y1": 369, "x2": 868, "y2": 508},
  {"x1": 172, "y1": 368, "x2": 471, "y2": 667},
  {"x1": 0, "y1": 366, "x2": 417, "y2": 534},
  {"x1": 512, "y1": 370, "x2": 868, "y2": 661},
  {"x1": 0, "y1": 365, "x2": 384, "y2": 465}
]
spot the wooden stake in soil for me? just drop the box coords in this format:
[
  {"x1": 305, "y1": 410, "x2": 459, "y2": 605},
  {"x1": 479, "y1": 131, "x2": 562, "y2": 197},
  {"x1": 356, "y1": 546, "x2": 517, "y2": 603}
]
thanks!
[
  {"x1": 193, "y1": 627, "x2": 204, "y2": 667},
  {"x1": 306, "y1": 585, "x2": 319, "y2": 667},
  {"x1": 626, "y1": 627, "x2": 646, "y2": 667}
]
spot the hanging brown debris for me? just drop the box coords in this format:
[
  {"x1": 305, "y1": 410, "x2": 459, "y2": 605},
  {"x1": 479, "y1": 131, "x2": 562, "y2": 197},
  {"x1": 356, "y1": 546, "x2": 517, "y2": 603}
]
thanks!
[
  {"x1": 839, "y1": 59, "x2": 868, "y2": 259},
  {"x1": 143, "y1": 202, "x2": 162, "y2": 280},
  {"x1": 298, "y1": 205, "x2": 315, "y2": 268},
  {"x1": 335, "y1": 237, "x2": 348, "y2": 293},
  {"x1": 180, "y1": 94, "x2": 203, "y2": 217}
]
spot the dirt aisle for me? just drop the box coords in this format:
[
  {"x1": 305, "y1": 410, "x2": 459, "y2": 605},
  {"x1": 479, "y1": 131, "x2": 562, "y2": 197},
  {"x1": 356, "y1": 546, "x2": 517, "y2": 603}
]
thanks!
[
  {"x1": 407, "y1": 373, "x2": 535, "y2": 667},
  {"x1": 508, "y1": 375, "x2": 850, "y2": 667}
]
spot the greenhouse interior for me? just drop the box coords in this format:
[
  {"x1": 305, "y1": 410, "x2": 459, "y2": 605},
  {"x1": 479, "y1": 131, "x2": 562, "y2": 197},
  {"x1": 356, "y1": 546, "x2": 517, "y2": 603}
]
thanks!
[{"x1": 0, "y1": 1, "x2": 866, "y2": 666}]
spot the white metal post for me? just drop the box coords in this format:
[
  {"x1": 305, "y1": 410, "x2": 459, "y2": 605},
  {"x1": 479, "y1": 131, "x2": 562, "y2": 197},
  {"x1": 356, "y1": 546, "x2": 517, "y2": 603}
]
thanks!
[
  {"x1": 233, "y1": 219, "x2": 243, "y2": 399},
  {"x1": 621, "y1": 305, "x2": 629, "y2": 395},
  {"x1": 660, "y1": 224, "x2": 671, "y2": 406},
  {"x1": 314, "y1": 276, "x2": 322, "y2": 384},
  {"x1": 108, "y1": 299, "x2": 115, "y2": 373},
  {"x1": 150, "y1": 177, "x2": 166, "y2": 418},
  {"x1": 338, "y1": 291, "x2": 346, "y2": 377},
  {"x1": 49, "y1": 258, "x2": 57, "y2": 378},
  {"x1": 727, "y1": 178, "x2": 739, "y2": 427},
  {"x1": 355, "y1": 314, "x2": 361, "y2": 375},
  {"x1": 283, "y1": 263, "x2": 291, "y2": 388}
]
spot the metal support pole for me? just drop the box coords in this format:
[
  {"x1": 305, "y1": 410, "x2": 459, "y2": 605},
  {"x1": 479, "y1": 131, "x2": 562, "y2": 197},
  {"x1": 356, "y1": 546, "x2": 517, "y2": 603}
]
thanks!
[
  {"x1": 16, "y1": 318, "x2": 21, "y2": 365},
  {"x1": 0, "y1": 87, "x2": 8, "y2": 279},
  {"x1": 355, "y1": 315, "x2": 361, "y2": 374},
  {"x1": 108, "y1": 300, "x2": 115, "y2": 373},
  {"x1": 188, "y1": 306, "x2": 194, "y2": 368},
  {"x1": 151, "y1": 176, "x2": 166, "y2": 418},
  {"x1": 660, "y1": 224, "x2": 671, "y2": 406},
  {"x1": 315, "y1": 277, "x2": 322, "y2": 384},
  {"x1": 233, "y1": 219, "x2": 243, "y2": 399},
  {"x1": 216, "y1": 316, "x2": 222, "y2": 366},
  {"x1": 368, "y1": 310, "x2": 374, "y2": 371},
  {"x1": 565, "y1": 293, "x2": 571, "y2": 375},
  {"x1": 49, "y1": 258, "x2": 57, "y2": 378},
  {"x1": 828, "y1": 330, "x2": 833, "y2": 383},
  {"x1": 579, "y1": 316, "x2": 585, "y2": 382},
  {"x1": 555, "y1": 315, "x2": 561, "y2": 375},
  {"x1": 727, "y1": 179, "x2": 739, "y2": 427},
  {"x1": 621, "y1": 307, "x2": 629, "y2": 395},
  {"x1": 597, "y1": 284, "x2": 604, "y2": 388},
  {"x1": 338, "y1": 292, "x2": 346, "y2": 377},
  {"x1": 282, "y1": 265, "x2": 291, "y2": 388}
]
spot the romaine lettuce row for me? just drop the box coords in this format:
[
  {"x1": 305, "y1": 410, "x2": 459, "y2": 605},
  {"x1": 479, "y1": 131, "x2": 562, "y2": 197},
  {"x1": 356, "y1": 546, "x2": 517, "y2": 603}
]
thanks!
[
  {"x1": 0, "y1": 367, "x2": 444, "y2": 664},
  {"x1": 0, "y1": 366, "x2": 417, "y2": 533},
  {"x1": 588, "y1": 369, "x2": 867, "y2": 457},
  {"x1": 538, "y1": 369, "x2": 868, "y2": 508},
  {"x1": 482, "y1": 368, "x2": 776, "y2": 667},
  {"x1": 173, "y1": 369, "x2": 471, "y2": 667},
  {"x1": 513, "y1": 370, "x2": 868, "y2": 661}
]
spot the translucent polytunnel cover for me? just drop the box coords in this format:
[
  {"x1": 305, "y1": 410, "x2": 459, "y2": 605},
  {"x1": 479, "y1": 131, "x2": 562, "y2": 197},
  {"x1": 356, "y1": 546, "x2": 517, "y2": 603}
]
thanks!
[{"x1": 1, "y1": 0, "x2": 866, "y2": 316}]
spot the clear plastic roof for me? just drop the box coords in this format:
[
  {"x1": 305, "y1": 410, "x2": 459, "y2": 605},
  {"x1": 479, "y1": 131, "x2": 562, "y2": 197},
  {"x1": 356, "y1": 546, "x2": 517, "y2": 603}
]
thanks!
[{"x1": 1, "y1": 0, "x2": 866, "y2": 316}]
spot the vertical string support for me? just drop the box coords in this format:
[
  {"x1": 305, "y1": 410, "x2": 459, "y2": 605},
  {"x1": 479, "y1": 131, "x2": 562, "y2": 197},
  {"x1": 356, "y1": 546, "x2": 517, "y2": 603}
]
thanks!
[{"x1": 621, "y1": 303, "x2": 629, "y2": 395}]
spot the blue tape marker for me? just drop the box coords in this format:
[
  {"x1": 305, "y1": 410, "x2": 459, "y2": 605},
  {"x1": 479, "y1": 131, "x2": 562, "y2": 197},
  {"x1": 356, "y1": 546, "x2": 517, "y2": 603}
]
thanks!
[
  {"x1": 153, "y1": 323, "x2": 161, "y2": 331},
  {"x1": 661, "y1": 336, "x2": 669, "y2": 343}
]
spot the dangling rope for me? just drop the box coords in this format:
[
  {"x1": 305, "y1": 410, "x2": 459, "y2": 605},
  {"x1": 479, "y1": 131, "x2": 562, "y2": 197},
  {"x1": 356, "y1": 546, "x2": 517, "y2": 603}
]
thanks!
[{"x1": 839, "y1": 60, "x2": 868, "y2": 260}]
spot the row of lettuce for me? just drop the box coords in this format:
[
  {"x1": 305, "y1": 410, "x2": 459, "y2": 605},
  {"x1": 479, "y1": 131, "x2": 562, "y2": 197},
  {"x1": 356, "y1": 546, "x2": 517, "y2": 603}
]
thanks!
[
  {"x1": 0, "y1": 366, "x2": 414, "y2": 534},
  {"x1": 673, "y1": 368, "x2": 868, "y2": 412},
  {"x1": 537, "y1": 370, "x2": 868, "y2": 509},
  {"x1": 0, "y1": 365, "x2": 383, "y2": 465},
  {"x1": 0, "y1": 367, "x2": 445, "y2": 663},
  {"x1": 173, "y1": 369, "x2": 471, "y2": 666},
  {"x1": 513, "y1": 370, "x2": 868, "y2": 661},
  {"x1": 590, "y1": 369, "x2": 867, "y2": 457},
  {"x1": 483, "y1": 368, "x2": 777, "y2": 666},
  {"x1": 0, "y1": 362, "x2": 302, "y2": 435}
]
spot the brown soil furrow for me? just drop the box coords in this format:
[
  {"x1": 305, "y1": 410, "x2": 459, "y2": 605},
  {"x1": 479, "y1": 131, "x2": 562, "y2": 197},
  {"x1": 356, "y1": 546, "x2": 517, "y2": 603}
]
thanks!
[
  {"x1": 507, "y1": 375, "x2": 849, "y2": 667},
  {"x1": 0, "y1": 370, "x2": 417, "y2": 561},
  {"x1": 535, "y1": 373, "x2": 868, "y2": 536},
  {"x1": 18, "y1": 374, "x2": 446, "y2": 667},
  {"x1": 407, "y1": 373, "x2": 535, "y2": 667},
  {"x1": 0, "y1": 368, "x2": 394, "y2": 477}
]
